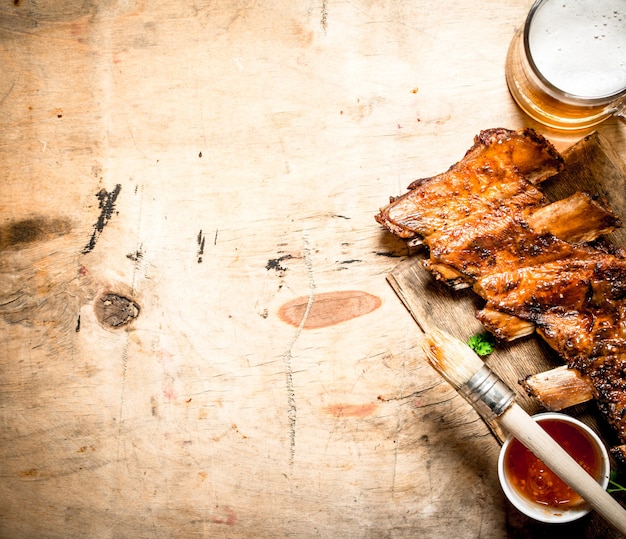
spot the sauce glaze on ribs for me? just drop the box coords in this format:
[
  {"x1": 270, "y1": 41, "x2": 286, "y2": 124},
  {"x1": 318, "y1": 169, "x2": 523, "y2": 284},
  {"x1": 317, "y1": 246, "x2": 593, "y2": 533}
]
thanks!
[
  {"x1": 375, "y1": 128, "x2": 626, "y2": 462},
  {"x1": 375, "y1": 128, "x2": 562, "y2": 240}
]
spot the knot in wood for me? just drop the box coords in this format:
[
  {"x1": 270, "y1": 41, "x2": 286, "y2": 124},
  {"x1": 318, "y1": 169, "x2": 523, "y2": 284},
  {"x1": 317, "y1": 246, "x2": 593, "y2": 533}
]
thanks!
[{"x1": 95, "y1": 293, "x2": 140, "y2": 329}]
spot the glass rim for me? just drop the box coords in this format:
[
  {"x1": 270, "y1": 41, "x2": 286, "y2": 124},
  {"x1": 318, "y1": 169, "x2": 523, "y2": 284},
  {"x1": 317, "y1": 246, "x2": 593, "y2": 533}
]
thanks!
[{"x1": 522, "y1": 0, "x2": 626, "y2": 103}]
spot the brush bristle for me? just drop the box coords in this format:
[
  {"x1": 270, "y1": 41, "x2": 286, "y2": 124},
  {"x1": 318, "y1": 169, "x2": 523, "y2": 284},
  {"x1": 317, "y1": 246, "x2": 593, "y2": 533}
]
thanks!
[{"x1": 422, "y1": 329, "x2": 485, "y2": 389}]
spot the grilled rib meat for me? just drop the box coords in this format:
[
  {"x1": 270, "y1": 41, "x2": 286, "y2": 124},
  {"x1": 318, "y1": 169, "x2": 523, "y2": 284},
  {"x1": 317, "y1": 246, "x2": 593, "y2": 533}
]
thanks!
[
  {"x1": 375, "y1": 128, "x2": 563, "y2": 240},
  {"x1": 474, "y1": 251, "x2": 626, "y2": 321},
  {"x1": 375, "y1": 127, "x2": 626, "y2": 459},
  {"x1": 589, "y1": 353, "x2": 626, "y2": 448},
  {"x1": 426, "y1": 214, "x2": 586, "y2": 281},
  {"x1": 422, "y1": 192, "x2": 621, "y2": 296}
]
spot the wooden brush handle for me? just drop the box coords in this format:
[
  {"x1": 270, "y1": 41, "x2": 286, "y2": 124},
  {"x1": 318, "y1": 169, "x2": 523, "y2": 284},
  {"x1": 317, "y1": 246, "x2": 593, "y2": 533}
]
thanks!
[{"x1": 500, "y1": 404, "x2": 626, "y2": 535}]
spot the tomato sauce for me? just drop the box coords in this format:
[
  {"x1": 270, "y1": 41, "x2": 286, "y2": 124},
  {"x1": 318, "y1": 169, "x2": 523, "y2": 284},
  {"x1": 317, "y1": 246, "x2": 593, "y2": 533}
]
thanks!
[{"x1": 504, "y1": 418, "x2": 602, "y2": 508}]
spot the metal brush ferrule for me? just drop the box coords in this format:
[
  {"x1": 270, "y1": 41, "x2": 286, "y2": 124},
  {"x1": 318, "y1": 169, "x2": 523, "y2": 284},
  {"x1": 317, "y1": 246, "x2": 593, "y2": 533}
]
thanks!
[{"x1": 458, "y1": 365, "x2": 515, "y2": 419}]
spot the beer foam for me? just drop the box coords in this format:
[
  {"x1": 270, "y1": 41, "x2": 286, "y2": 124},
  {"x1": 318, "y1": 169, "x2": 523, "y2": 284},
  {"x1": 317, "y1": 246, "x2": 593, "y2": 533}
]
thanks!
[{"x1": 528, "y1": 0, "x2": 626, "y2": 98}]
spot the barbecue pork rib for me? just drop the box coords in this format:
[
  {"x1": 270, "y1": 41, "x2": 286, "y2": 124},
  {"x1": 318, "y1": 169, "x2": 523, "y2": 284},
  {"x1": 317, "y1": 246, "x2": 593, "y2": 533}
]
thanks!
[
  {"x1": 375, "y1": 127, "x2": 626, "y2": 462},
  {"x1": 375, "y1": 128, "x2": 563, "y2": 241}
]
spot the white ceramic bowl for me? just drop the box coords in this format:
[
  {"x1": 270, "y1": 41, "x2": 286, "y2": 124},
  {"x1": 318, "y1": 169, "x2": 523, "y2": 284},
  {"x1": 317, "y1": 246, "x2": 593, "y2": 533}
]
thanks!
[{"x1": 498, "y1": 412, "x2": 610, "y2": 523}]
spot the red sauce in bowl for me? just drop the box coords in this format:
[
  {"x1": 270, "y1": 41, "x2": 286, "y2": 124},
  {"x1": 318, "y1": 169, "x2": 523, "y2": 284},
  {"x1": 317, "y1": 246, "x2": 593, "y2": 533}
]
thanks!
[{"x1": 503, "y1": 418, "x2": 602, "y2": 508}]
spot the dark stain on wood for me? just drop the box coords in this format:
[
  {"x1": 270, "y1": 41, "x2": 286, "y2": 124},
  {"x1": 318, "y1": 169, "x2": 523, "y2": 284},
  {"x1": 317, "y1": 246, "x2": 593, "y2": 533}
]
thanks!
[
  {"x1": 126, "y1": 246, "x2": 144, "y2": 263},
  {"x1": 82, "y1": 184, "x2": 122, "y2": 254},
  {"x1": 19, "y1": 468, "x2": 40, "y2": 478},
  {"x1": 0, "y1": 217, "x2": 71, "y2": 250},
  {"x1": 375, "y1": 251, "x2": 403, "y2": 258},
  {"x1": 336, "y1": 259, "x2": 363, "y2": 271},
  {"x1": 278, "y1": 290, "x2": 382, "y2": 329},
  {"x1": 266, "y1": 254, "x2": 293, "y2": 272},
  {"x1": 94, "y1": 292, "x2": 140, "y2": 329}
]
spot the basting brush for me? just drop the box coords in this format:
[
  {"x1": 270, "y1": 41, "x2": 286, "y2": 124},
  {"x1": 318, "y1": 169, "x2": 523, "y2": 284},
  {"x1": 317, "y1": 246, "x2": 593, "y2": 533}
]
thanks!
[{"x1": 422, "y1": 329, "x2": 626, "y2": 535}]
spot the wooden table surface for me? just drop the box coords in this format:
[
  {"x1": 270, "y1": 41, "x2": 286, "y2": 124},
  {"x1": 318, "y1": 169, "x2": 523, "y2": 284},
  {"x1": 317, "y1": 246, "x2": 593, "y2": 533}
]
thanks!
[{"x1": 1, "y1": 1, "x2": 625, "y2": 537}]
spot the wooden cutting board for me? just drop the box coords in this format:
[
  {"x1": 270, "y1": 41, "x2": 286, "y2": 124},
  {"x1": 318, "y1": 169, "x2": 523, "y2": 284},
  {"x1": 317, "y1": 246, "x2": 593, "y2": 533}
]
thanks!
[{"x1": 387, "y1": 132, "x2": 626, "y2": 534}]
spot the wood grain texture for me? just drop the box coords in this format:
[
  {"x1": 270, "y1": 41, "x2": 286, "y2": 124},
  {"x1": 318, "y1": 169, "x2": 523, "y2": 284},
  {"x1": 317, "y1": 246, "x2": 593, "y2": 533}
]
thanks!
[{"x1": 1, "y1": 1, "x2": 625, "y2": 538}]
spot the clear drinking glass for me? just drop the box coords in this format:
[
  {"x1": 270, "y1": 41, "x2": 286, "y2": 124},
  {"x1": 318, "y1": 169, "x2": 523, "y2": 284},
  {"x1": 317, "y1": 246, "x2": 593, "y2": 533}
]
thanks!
[{"x1": 505, "y1": 0, "x2": 626, "y2": 130}]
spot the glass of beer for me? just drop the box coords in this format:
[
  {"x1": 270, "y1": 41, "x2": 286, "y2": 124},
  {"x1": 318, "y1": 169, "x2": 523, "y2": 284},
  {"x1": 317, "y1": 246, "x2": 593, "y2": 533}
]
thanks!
[{"x1": 505, "y1": 0, "x2": 626, "y2": 130}]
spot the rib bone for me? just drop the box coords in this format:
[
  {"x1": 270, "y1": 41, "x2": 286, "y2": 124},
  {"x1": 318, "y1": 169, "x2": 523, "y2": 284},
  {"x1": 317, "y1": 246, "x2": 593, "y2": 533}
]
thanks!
[
  {"x1": 476, "y1": 307, "x2": 536, "y2": 341},
  {"x1": 521, "y1": 365, "x2": 595, "y2": 411},
  {"x1": 526, "y1": 191, "x2": 621, "y2": 243}
]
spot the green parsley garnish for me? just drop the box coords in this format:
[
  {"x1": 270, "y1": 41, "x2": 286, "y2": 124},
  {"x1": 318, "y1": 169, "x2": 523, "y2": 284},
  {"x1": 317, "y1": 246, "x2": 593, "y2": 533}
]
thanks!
[
  {"x1": 467, "y1": 332, "x2": 496, "y2": 356},
  {"x1": 608, "y1": 470, "x2": 626, "y2": 493}
]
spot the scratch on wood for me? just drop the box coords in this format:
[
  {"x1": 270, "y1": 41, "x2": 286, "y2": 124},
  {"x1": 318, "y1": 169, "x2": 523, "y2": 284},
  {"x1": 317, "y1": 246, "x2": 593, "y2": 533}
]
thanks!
[
  {"x1": 321, "y1": 0, "x2": 328, "y2": 33},
  {"x1": 117, "y1": 184, "x2": 144, "y2": 459},
  {"x1": 82, "y1": 184, "x2": 122, "y2": 254},
  {"x1": 117, "y1": 344, "x2": 129, "y2": 460},
  {"x1": 0, "y1": 81, "x2": 15, "y2": 108},
  {"x1": 282, "y1": 231, "x2": 315, "y2": 470},
  {"x1": 391, "y1": 349, "x2": 408, "y2": 499},
  {"x1": 197, "y1": 229, "x2": 205, "y2": 263}
]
